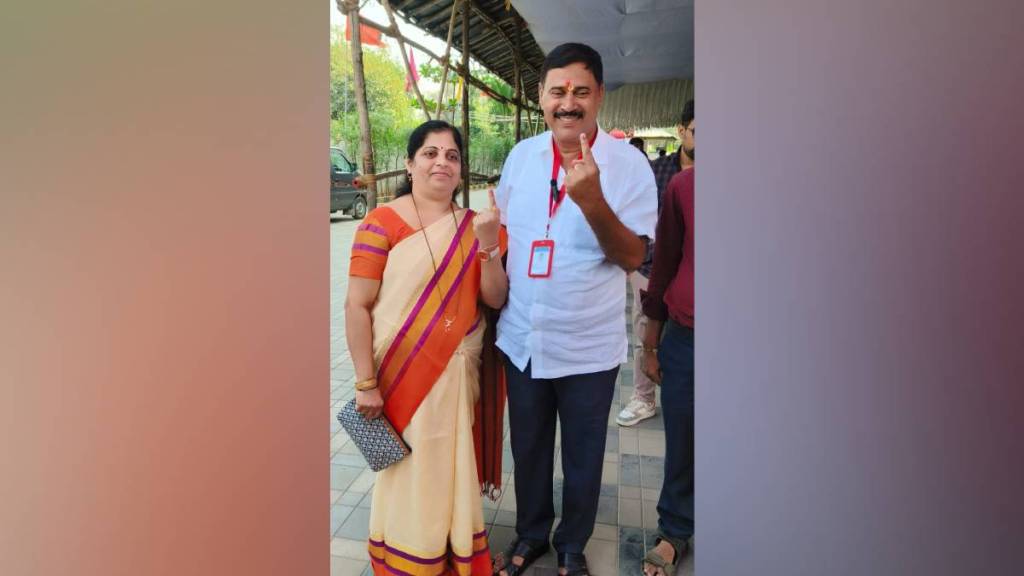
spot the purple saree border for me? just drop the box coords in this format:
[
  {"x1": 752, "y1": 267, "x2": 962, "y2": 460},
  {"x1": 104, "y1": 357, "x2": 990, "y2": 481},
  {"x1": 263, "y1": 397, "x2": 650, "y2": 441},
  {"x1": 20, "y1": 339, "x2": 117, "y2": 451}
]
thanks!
[
  {"x1": 353, "y1": 242, "x2": 388, "y2": 256},
  {"x1": 368, "y1": 540, "x2": 446, "y2": 565},
  {"x1": 377, "y1": 212, "x2": 474, "y2": 389},
  {"x1": 358, "y1": 223, "x2": 388, "y2": 236},
  {"x1": 385, "y1": 237, "x2": 479, "y2": 401}
]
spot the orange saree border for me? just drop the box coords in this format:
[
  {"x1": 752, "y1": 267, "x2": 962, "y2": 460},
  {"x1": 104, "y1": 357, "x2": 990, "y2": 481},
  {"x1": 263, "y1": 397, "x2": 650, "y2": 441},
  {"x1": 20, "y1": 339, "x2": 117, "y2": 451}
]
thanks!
[
  {"x1": 368, "y1": 530, "x2": 491, "y2": 576},
  {"x1": 377, "y1": 212, "x2": 481, "y2": 433}
]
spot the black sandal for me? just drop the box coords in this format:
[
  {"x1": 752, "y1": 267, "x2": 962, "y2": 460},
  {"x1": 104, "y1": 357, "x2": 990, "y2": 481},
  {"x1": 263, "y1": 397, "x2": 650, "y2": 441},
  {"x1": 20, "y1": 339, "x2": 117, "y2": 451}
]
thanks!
[
  {"x1": 493, "y1": 538, "x2": 550, "y2": 576},
  {"x1": 557, "y1": 552, "x2": 590, "y2": 576}
]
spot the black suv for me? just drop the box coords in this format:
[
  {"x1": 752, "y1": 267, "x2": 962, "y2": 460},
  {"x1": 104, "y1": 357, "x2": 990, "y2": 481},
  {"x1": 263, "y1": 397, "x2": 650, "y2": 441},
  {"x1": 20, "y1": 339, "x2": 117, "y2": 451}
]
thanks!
[{"x1": 330, "y1": 147, "x2": 366, "y2": 219}]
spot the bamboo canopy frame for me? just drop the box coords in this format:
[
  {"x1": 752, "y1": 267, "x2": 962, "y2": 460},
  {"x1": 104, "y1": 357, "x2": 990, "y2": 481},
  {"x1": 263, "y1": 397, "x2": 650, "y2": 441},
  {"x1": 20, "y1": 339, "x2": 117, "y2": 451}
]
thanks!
[
  {"x1": 381, "y1": 0, "x2": 431, "y2": 120},
  {"x1": 337, "y1": 0, "x2": 693, "y2": 204},
  {"x1": 434, "y1": 1, "x2": 461, "y2": 117},
  {"x1": 353, "y1": 15, "x2": 540, "y2": 115},
  {"x1": 337, "y1": 0, "x2": 545, "y2": 205}
]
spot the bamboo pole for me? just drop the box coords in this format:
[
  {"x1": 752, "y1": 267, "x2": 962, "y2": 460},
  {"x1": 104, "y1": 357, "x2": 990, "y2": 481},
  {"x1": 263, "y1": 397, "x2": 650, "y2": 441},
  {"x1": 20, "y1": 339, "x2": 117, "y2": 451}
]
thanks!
[
  {"x1": 513, "y1": 26, "x2": 522, "y2": 142},
  {"x1": 523, "y1": 69, "x2": 536, "y2": 137},
  {"x1": 341, "y1": 0, "x2": 378, "y2": 209},
  {"x1": 460, "y1": 1, "x2": 470, "y2": 207},
  {"x1": 435, "y1": 0, "x2": 460, "y2": 118},
  {"x1": 381, "y1": 0, "x2": 431, "y2": 120}
]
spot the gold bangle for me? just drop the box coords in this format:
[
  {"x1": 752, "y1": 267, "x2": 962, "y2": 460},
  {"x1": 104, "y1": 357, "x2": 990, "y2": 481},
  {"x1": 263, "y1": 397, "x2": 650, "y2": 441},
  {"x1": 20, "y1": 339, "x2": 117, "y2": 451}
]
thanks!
[
  {"x1": 354, "y1": 377, "x2": 378, "y2": 391},
  {"x1": 642, "y1": 346, "x2": 658, "y2": 353}
]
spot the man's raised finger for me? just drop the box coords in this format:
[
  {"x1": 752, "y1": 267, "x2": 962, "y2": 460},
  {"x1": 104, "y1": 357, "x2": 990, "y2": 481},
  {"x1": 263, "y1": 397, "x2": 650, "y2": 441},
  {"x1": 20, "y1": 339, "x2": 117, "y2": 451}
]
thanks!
[{"x1": 579, "y1": 132, "x2": 595, "y2": 163}]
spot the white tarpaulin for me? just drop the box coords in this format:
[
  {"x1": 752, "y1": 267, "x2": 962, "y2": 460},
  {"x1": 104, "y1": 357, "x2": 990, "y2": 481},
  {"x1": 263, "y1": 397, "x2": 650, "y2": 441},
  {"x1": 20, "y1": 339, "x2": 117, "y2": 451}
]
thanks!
[{"x1": 511, "y1": 0, "x2": 694, "y2": 91}]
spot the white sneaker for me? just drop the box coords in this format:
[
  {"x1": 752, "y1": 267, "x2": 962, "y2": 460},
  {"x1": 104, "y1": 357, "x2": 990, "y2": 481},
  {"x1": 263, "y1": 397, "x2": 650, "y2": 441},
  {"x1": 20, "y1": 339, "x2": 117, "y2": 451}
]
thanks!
[{"x1": 616, "y1": 398, "x2": 656, "y2": 426}]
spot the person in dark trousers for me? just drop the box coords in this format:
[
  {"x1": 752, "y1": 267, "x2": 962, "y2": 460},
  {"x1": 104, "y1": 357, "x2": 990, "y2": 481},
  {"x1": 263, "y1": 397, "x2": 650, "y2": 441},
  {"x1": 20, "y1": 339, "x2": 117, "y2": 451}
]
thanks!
[
  {"x1": 617, "y1": 101, "x2": 694, "y2": 428},
  {"x1": 492, "y1": 42, "x2": 657, "y2": 576},
  {"x1": 640, "y1": 141, "x2": 695, "y2": 575}
]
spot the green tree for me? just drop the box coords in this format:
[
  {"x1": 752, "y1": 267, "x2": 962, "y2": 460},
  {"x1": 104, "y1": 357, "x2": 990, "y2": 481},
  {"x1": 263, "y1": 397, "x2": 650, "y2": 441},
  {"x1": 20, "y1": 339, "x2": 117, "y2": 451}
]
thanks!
[
  {"x1": 331, "y1": 32, "x2": 521, "y2": 187},
  {"x1": 469, "y1": 68, "x2": 517, "y2": 176},
  {"x1": 330, "y1": 31, "x2": 421, "y2": 173}
]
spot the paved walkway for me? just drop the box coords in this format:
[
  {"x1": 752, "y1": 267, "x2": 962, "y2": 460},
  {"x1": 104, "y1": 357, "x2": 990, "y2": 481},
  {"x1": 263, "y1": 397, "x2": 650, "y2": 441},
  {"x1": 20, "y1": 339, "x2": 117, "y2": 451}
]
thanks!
[{"x1": 329, "y1": 191, "x2": 694, "y2": 576}]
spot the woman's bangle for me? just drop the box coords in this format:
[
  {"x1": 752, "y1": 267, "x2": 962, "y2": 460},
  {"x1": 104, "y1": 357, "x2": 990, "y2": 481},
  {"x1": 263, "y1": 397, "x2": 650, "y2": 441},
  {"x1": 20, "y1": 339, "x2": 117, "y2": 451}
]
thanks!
[
  {"x1": 354, "y1": 377, "x2": 378, "y2": 391},
  {"x1": 642, "y1": 345, "x2": 658, "y2": 353}
]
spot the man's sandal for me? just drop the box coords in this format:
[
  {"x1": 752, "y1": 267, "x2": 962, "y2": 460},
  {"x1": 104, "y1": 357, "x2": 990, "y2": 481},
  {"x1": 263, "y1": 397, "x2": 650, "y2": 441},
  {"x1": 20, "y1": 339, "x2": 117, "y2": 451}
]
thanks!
[
  {"x1": 492, "y1": 538, "x2": 549, "y2": 576},
  {"x1": 642, "y1": 534, "x2": 689, "y2": 576},
  {"x1": 557, "y1": 552, "x2": 591, "y2": 576}
]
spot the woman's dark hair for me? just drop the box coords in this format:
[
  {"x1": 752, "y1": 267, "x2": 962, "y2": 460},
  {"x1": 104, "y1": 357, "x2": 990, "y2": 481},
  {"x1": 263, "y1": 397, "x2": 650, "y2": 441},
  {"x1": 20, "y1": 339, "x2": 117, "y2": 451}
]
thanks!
[{"x1": 394, "y1": 120, "x2": 465, "y2": 199}]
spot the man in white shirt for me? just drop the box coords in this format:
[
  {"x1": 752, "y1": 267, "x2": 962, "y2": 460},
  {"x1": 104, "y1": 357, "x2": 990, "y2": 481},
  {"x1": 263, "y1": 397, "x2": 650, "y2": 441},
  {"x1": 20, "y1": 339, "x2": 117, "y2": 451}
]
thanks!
[{"x1": 493, "y1": 43, "x2": 657, "y2": 576}]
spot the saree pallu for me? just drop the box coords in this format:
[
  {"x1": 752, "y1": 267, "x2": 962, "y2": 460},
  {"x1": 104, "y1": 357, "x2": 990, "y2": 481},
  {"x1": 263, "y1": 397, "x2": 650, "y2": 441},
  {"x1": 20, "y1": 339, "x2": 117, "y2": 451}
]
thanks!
[{"x1": 367, "y1": 211, "x2": 492, "y2": 576}]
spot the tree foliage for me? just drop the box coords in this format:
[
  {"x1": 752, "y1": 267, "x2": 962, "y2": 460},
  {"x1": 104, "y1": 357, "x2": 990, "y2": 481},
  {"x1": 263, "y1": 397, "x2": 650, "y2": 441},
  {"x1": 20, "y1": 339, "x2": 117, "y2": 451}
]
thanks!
[
  {"x1": 331, "y1": 35, "x2": 419, "y2": 171},
  {"x1": 330, "y1": 31, "x2": 521, "y2": 180}
]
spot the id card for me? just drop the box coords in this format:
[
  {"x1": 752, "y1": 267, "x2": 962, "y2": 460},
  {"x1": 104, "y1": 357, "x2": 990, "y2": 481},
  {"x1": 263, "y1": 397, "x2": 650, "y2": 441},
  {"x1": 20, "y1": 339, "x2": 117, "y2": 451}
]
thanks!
[{"x1": 527, "y1": 239, "x2": 554, "y2": 278}]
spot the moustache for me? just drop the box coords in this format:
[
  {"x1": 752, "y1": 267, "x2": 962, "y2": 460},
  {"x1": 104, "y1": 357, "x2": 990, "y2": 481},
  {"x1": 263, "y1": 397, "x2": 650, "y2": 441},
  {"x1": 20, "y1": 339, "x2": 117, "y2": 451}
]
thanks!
[{"x1": 553, "y1": 110, "x2": 584, "y2": 120}]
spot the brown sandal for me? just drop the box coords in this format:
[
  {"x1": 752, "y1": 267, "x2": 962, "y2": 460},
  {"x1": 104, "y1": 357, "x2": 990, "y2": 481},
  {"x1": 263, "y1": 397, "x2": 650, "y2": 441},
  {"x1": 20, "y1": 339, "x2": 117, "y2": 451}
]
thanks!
[{"x1": 642, "y1": 534, "x2": 688, "y2": 576}]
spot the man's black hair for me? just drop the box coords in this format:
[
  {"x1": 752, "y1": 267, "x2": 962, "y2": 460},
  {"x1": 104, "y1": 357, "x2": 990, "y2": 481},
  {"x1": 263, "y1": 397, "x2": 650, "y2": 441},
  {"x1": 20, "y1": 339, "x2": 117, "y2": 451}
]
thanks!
[
  {"x1": 540, "y1": 43, "x2": 603, "y2": 85},
  {"x1": 680, "y1": 99, "x2": 694, "y2": 126}
]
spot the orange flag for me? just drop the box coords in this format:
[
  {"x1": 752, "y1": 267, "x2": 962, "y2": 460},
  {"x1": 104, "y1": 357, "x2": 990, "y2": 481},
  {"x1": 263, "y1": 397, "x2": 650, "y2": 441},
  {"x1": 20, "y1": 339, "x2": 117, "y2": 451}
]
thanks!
[{"x1": 345, "y1": 16, "x2": 384, "y2": 47}]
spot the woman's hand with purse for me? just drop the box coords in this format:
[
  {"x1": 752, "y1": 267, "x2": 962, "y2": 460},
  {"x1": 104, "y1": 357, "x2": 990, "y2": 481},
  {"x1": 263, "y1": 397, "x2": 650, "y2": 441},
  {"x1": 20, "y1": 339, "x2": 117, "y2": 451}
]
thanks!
[{"x1": 356, "y1": 387, "x2": 384, "y2": 419}]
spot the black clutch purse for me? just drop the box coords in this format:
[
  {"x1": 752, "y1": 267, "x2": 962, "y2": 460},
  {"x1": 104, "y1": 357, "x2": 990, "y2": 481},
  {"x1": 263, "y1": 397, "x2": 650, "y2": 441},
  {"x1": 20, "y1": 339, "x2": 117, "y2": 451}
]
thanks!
[{"x1": 336, "y1": 399, "x2": 411, "y2": 471}]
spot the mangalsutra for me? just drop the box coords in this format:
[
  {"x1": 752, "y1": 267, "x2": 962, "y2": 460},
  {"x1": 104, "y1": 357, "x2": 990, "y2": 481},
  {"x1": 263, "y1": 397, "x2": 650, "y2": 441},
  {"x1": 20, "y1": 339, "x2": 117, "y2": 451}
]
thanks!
[{"x1": 412, "y1": 194, "x2": 464, "y2": 332}]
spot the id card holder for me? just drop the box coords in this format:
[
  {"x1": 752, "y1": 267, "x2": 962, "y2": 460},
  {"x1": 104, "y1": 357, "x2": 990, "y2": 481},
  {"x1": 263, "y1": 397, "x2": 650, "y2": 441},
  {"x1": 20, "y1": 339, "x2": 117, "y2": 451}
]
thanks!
[{"x1": 527, "y1": 239, "x2": 554, "y2": 278}]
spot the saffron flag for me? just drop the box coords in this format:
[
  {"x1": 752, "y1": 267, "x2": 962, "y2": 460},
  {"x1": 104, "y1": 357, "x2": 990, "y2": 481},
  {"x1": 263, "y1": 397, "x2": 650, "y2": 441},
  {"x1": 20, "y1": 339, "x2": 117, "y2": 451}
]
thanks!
[
  {"x1": 345, "y1": 16, "x2": 384, "y2": 47},
  {"x1": 404, "y1": 49, "x2": 420, "y2": 92}
]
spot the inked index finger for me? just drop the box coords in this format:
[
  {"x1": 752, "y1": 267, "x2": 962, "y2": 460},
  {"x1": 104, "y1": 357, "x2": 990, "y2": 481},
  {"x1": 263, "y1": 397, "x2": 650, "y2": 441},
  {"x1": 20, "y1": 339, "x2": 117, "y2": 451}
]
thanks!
[
  {"x1": 580, "y1": 132, "x2": 595, "y2": 163},
  {"x1": 488, "y1": 187, "x2": 497, "y2": 209}
]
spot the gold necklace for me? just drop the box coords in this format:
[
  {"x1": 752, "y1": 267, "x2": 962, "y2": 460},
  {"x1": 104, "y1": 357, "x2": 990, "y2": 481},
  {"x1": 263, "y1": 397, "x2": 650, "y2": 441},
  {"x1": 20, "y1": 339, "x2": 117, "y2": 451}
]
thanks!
[{"x1": 411, "y1": 194, "x2": 464, "y2": 333}]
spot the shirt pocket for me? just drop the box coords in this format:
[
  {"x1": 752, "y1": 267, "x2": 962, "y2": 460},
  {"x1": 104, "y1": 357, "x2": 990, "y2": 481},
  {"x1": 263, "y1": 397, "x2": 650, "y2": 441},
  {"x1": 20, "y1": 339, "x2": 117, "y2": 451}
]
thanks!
[{"x1": 560, "y1": 202, "x2": 602, "y2": 253}]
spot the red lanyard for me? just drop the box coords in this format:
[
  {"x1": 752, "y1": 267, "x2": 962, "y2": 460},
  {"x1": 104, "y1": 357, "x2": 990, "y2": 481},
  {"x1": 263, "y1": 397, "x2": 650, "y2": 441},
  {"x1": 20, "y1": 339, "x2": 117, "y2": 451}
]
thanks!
[{"x1": 547, "y1": 132, "x2": 597, "y2": 236}]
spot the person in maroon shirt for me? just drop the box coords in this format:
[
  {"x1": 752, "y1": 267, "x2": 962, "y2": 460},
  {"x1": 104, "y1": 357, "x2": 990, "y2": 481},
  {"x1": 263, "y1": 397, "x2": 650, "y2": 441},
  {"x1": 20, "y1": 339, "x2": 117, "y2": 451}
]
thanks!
[
  {"x1": 640, "y1": 163, "x2": 694, "y2": 574},
  {"x1": 617, "y1": 101, "x2": 694, "y2": 428}
]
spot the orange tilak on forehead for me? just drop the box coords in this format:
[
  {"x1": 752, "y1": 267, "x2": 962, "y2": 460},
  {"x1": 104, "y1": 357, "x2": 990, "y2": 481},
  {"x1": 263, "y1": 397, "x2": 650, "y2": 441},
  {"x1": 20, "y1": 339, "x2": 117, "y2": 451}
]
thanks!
[{"x1": 564, "y1": 80, "x2": 574, "y2": 92}]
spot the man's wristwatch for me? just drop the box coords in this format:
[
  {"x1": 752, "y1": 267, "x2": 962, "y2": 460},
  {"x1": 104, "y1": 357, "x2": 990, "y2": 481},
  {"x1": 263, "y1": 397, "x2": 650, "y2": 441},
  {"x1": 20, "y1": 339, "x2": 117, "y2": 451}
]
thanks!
[{"x1": 477, "y1": 243, "x2": 501, "y2": 262}]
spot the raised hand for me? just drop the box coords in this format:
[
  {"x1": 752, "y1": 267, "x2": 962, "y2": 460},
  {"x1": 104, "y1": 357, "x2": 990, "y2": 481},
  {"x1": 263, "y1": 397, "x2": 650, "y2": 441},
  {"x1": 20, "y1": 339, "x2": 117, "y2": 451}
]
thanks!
[
  {"x1": 563, "y1": 132, "x2": 603, "y2": 212},
  {"x1": 473, "y1": 186, "x2": 502, "y2": 249}
]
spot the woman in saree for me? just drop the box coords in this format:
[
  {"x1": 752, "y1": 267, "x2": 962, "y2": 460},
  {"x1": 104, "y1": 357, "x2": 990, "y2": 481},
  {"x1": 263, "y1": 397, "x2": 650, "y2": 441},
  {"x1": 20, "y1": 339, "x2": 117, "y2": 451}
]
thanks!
[{"x1": 345, "y1": 120, "x2": 508, "y2": 576}]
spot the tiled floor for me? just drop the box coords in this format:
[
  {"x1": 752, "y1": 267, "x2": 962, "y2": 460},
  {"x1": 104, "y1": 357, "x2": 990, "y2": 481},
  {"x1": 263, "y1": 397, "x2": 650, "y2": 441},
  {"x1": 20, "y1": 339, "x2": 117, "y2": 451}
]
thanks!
[{"x1": 330, "y1": 192, "x2": 694, "y2": 576}]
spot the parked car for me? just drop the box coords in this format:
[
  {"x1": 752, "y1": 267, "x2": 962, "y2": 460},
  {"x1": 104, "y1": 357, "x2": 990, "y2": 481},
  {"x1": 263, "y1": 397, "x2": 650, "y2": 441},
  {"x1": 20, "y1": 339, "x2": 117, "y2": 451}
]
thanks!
[{"x1": 330, "y1": 147, "x2": 366, "y2": 219}]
